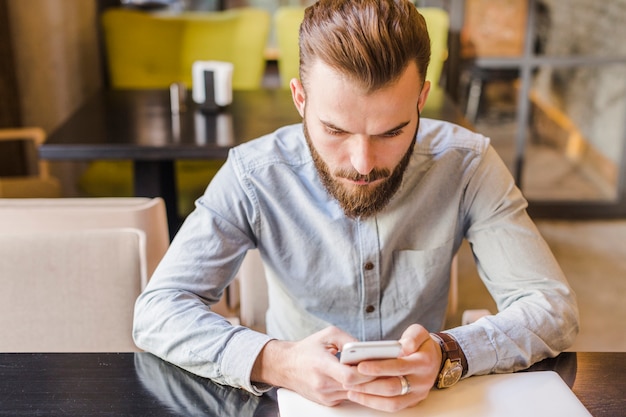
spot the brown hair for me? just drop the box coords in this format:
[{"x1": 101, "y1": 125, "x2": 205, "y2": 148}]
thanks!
[{"x1": 299, "y1": 0, "x2": 431, "y2": 92}]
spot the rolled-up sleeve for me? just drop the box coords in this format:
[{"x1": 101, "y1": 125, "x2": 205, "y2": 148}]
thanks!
[
  {"x1": 133, "y1": 156, "x2": 273, "y2": 395},
  {"x1": 449, "y1": 146, "x2": 579, "y2": 376}
]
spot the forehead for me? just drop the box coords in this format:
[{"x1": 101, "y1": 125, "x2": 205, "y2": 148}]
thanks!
[{"x1": 303, "y1": 60, "x2": 422, "y2": 132}]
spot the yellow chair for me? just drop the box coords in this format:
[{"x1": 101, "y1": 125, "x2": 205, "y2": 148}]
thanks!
[
  {"x1": 81, "y1": 8, "x2": 271, "y2": 216},
  {"x1": 102, "y1": 7, "x2": 271, "y2": 90},
  {"x1": 78, "y1": 159, "x2": 225, "y2": 217},
  {"x1": 0, "y1": 127, "x2": 61, "y2": 198},
  {"x1": 420, "y1": 7, "x2": 449, "y2": 111},
  {"x1": 102, "y1": 8, "x2": 183, "y2": 89},
  {"x1": 273, "y1": 6, "x2": 449, "y2": 110},
  {"x1": 274, "y1": 6, "x2": 306, "y2": 89}
]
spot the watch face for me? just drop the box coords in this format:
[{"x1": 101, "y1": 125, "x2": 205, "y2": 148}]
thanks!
[{"x1": 439, "y1": 360, "x2": 463, "y2": 388}]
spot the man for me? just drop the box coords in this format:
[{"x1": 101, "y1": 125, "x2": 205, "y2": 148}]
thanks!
[{"x1": 133, "y1": 0, "x2": 579, "y2": 412}]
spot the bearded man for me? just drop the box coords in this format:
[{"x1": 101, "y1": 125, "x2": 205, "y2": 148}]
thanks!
[{"x1": 133, "y1": 0, "x2": 579, "y2": 412}]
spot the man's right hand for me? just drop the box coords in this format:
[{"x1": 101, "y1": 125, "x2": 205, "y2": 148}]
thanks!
[{"x1": 251, "y1": 326, "x2": 377, "y2": 406}]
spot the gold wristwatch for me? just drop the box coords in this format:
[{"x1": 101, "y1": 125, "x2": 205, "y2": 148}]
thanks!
[{"x1": 431, "y1": 332, "x2": 464, "y2": 389}]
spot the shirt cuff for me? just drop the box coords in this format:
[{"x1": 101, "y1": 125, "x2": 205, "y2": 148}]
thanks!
[
  {"x1": 446, "y1": 325, "x2": 497, "y2": 377},
  {"x1": 220, "y1": 327, "x2": 274, "y2": 395}
]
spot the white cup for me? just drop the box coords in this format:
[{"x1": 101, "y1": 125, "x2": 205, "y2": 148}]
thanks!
[{"x1": 192, "y1": 61, "x2": 234, "y2": 111}]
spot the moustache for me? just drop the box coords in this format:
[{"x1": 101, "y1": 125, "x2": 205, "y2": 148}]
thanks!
[{"x1": 334, "y1": 168, "x2": 391, "y2": 183}]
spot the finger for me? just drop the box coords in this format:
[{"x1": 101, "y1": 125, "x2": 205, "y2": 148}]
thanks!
[
  {"x1": 301, "y1": 385, "x2": 350, "y2": 407},
  {"x1": 355, "y1": 356, "x2": 408, "y2": 377},
  {"x1": 334, "y1": 360, "x2": 379, "y2": 386},
  {"x1": 398, "y1": 324, "x2": 431, "y2": 355},
  {"x1": 354, "y1": 334, "x2": 438, "y2": 377},
  {"x1": 346, "y1": 383, "x2": 428, "y2": 413},
  {"x1": 294, "y1": 359, "x2": 353, "y2": 406},
  {"x1": 346, "y1": 374, "x2": 434, "y2": 413},
  {"x1": 345, "y1": 376, "x2": 403, "y2": 397},
  {"x1": 306, "y1": 328, "x2": 376, "y2": 386},
  {"x1": 298, "y1": 386, "x2": 350, "y2": 407},
  {"x1": 316, "y1": 326, "x2": 359, "y2": 355}
]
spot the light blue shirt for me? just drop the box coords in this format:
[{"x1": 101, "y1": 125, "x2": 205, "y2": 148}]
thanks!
[{"x1": 133, "y1": 119, "x2": 579, "y2": 394}]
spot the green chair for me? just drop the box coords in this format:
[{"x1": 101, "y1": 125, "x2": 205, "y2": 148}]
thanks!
[
  {"x1": 80, "y1": 8, "x2": 271, "y2": 216},
  {"x1": 273, "y1": 6, "x2": 449, "y2": 110}
]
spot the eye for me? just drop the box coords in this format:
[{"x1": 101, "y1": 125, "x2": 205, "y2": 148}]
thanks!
[
  {"x1": 324, "y1": 126, "x2": 346, "y2": 136},
  {"x1": 380, "y1": 129, "x2": 403, "y2": 138}
]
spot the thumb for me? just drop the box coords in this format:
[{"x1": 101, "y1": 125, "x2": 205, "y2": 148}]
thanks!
[
  {"x1": 398, "y1": 324, "x2": 430, "y2": 356},
  {"x1": 316, "y1": 326, "x2": 358, "y2": 355}
]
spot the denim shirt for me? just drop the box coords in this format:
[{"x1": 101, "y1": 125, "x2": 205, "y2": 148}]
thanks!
[{"x1": 133, "y1": 119, "x2": 579, "y2": 394}]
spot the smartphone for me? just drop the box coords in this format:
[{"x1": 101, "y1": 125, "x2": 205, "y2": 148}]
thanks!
[{"x1": 339, "y1": 340, "x2": 402, "y2": 365}]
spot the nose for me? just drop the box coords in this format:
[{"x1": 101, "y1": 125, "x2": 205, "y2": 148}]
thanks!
[{"x1": 349, "y1": 136, "x2": 376, "y2": 175}]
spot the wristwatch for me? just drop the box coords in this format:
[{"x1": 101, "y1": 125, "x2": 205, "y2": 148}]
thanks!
[{"x1": 431, "y1": 332, "x2": 465, "y2": 389}]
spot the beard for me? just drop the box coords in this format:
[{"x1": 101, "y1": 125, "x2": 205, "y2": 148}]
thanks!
[{"x1": 304, "y1": 116, "x2": 418, "y2": 219}]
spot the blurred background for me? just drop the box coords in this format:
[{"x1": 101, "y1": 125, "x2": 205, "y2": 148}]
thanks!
[{"x1": 1, "y1": 0, "x2": 625, "y2": 351}]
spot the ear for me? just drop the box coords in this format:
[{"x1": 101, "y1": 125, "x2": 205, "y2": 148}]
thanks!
[
  {"x1": 417, "y1": 81, "x2": 431, "y2": 113},
  {"x1": 290, "y1": 78, "x2": 306, "y2": 118}
]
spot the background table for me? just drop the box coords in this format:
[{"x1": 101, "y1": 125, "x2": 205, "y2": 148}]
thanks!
[
  {"x1": 41, "y1": 89, "x2": 301, "y2": 236},
  {"x1": 41, "y1": 89, "x2": 468, "y2": 236},
  {"x1": 0, "y1": 352, "x2": 623, "y2": 416}
]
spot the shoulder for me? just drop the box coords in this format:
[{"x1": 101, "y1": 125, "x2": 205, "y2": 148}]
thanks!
[
  {"x1": 229, "y1": 123, "x2": 311, "y2": 175},
  {"x1": 415, "y1": 118, "x2": 490, "y2": 156}
]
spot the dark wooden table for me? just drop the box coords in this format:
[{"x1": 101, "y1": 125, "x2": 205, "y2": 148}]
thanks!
[
  {"x1": 0, "y1": 352, "x2": 623, "y2": 416},
  {"x1": 41, "y1": 89, "x2": 467, "y2": 236},
  {"x1": 41, "y1": 89, "x2": 301, "y2": 236}
]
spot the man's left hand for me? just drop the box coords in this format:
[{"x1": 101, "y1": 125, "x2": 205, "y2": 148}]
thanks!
[{"x1": 342, "y1": 324, "x2": 441, "y2": 412}]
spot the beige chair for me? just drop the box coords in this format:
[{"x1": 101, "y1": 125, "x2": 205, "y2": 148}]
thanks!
[
  {"x1": 0, "y1": 127, "x2": 61, "y2": 198},
  {"x1": 0, "y1": 197, "x2": 169, "y2": 277},
  {"x1": 0, "y1": 197, "x2": 238, "y2": 319},
  {"x1": 0, "y1": 228, "x2": 146, "y2": 352},
  {"x1": 238, "y1": 249, "x2": 267, "y2": 331}
]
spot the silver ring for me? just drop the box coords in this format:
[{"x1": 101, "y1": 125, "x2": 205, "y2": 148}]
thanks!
[{"x1": 398, "y1": 375, "x2": 410, "y2": 396}]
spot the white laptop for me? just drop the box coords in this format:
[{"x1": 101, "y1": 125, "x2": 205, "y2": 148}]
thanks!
[{"x1": 278, "y1": 371, "x2": 592, "y2": 417}]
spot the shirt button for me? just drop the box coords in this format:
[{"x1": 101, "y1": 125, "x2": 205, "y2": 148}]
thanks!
[
  {"x1": 364, "y1": 262, "x2": 374, "y2": 271},
  {"x1": 365, "y1": 305, "x2": 376, "y2": 313}
]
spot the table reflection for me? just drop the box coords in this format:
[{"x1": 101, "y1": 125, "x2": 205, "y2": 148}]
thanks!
[
  {"x1": 134, "y1": 352, "x2": 580, "y2": 417},
  {"x1": 193, "y1": 111, "x2": 234, "y2": 146},
  {"x1": 134, "y1": 352, "x2": 278, "y2": 416},
  {"x1": 0, "y1": 352, "x2": 621, "y2": 416}
]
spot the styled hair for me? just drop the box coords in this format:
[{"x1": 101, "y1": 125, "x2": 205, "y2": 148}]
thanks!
[{"x1": 299, "y1": 0, "x2": 431, "y2": 92}]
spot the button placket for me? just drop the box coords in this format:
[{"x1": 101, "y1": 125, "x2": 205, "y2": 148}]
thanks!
[{"x1": 357, "y1": 218, "x2": 382, "y2": 340}]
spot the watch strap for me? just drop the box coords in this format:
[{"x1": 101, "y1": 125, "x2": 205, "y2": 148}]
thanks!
[{"x1": 432, "y1": 332, "x2": 467, "y2": 377}]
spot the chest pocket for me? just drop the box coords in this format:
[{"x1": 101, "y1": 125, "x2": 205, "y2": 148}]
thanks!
[{"x1": 386, "y1": 243, "x2": 453, "y2": 309}]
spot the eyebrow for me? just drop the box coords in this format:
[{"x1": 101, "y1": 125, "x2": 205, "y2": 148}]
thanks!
[{"x1": 320, "y1": 120, "x2": 412, "y2": 136}]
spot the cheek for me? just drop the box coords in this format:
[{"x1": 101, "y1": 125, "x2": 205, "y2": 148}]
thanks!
[
  {"x1": 384, "y1": 141, "x2": 412, "y2": 165},
  {"x1": 308, "y1": 128, "x2": 348, "y2": 168},
  {"x1": 364, "y1": 139, "x2": 411, "y2": 172},
  {"x1": 315, "y1": 140, "x2": 344, "y2": 167}
]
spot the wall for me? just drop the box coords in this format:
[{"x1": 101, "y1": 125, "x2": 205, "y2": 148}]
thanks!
[
  {"x1": 534, "y1": 0, "x2": 626, "y2": 164},
  {"x1": 7, "y1": 0, "x2": 103, "y2": 134}
]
